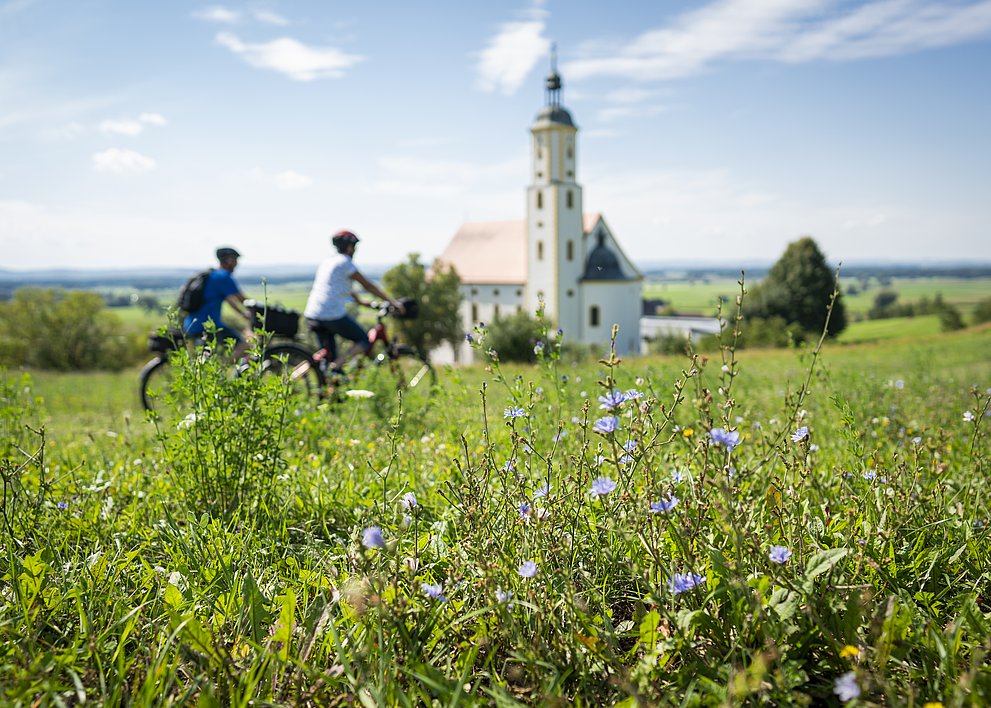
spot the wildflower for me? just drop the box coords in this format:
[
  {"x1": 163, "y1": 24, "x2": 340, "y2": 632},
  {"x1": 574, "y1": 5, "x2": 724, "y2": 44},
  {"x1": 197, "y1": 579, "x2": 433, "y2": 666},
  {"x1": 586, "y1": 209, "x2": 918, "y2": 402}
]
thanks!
[
  {"x1": 598, "y1": 390, "x2": 626, "y2": 410},
  {"x1": 709, "y1": 428, "x2": 741, "y2": 451},
  {"x1": 649, "y1": 496, "x2": 678, "y2": 514},
  {"x1": 791, "y1": 426, "x2": 809, "y2": 443},
  {"x1": 672, "y1": 470, "x2": 686, "y2": 483},
  {"x1": 177, "y1": 412, "x2": 198, "y2": 430},
  {"x1": 504, "y1": 406, "x2": 526, "y2": 420},
  {"x1": 553, "y1": 430, "x2": 567, "y2": 442},
  {"x1": 533, "y1": 483, "x2": 550, "y2": 498},
  {"x1": 399, "y1": 492, "x2": 418, "y2": 510},
  {"x1": 518, "y1": 560, "x2": 538, "y2": 578},
  {"x1": 495, "y1": 588, "x2": 513, "y2": 606},
  {"x1": 809, "y1": 443, "x2": 819, "y2": 452},
  {"x1": 895, "y1": 379, "x2": 904, "y2": 389},
  {"x1": 465, "y1": 333, "x2": 473, "y2": 343},
  {"x1": 56, "y1": 501, "x2": 69, "y2": 510},
  {"x1": 534, "y1": 507, "x2": 550, "y2": 521},
  {"x1": 768, "y1": 545, "x2": 792, "y2": 564},
  {"x1": 421, "y1": 582, "x2": 447, "y2": 602},
  {"x1": 533, "y1": 341, "x2": 545, "y2": 355},
  {"x1": 623, "y1": 439, "x2": 638, "y2": 452},
  {"x1": 593, "y1": 416, "x2": 619, "y2": 435},
  {"x1": 503, "y1": 459, "x2": 516, "y2": 472},
  {"x1": 404, "y1": 557, "x2": 419, "y2": 572},
  {"x1": 618, "y1": 454, "x2": 633, "y2": 466},
  {"x1": 963, "y1": 410, "x2": 975, "y2": 422},
  {"x1": 912, "y1": 436, "x2": 922, "y2": 445},
  {"x1": 682, "y1": 427, "x2": 694, "y2": 438},
  {"x1": 833, "y1": 671, "x2": 860, "y2": 702},
  {"x1": 863, "y1": 470, "x2": 877, "y2": 481},
  {"x1": 668, "y1": 572, "x2": 705, "y2": 595},
  {"x1": 923, "y1": 702, "x2": 945, "y2": 708},
  {"x1": 517, "y1": 502, "x2": 531, "y2": 518},
  {"x1": 345, "y1": 389, "x2": 374, "y2": 399},
  {"x1": 590, "y1": 476, "x2": 618, "y2": 497},
  {"x1": 361, "y1": 526, "x2": 385, "y2": 549},
  {"x1": 839, "y1": 645, "x2": 860, "y2": 659},
  {"x1": 623, "y1": 389, "x2": 642, "y2": 401}
]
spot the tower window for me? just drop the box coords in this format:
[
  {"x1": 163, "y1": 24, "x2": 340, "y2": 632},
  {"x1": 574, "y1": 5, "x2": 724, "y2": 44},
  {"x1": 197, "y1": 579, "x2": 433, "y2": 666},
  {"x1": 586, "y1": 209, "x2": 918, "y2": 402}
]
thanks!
[
  {"x1": 567, "y1": 289, "x2": 574, "y2": 297},
  {"x1": 493, "y1": 288, "x2": 500, "y2": 296},
  {"x1": 537, "y1": 241, "x2": 544, "y2": 260},
  {"x1": 567, "y1": 240, "x2": 574, "y2": 261},
  {"x1": 471, "y1": 303, "x2": 478, "y2": 323},
  {"x1": 566, "y1": 190, "x2": 573, "y2": 209},
  {"x1": 567, "y1": 147, "x2": 573, "y2": 159},
  {"x1": 536, "y1": 191, "x2": 543, "y2": 209},
  {"x1": 494, "y1": 305, "x2": 500, "y2": 319},
  {"x1": 590, "y1": 306, "x2": 600, "y2": 327}
]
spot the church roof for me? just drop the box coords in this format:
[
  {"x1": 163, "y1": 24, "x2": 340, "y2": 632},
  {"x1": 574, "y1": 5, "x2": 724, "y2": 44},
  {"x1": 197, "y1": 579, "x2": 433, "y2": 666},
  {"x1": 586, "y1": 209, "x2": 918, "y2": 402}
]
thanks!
[
  {"x1": 439, "y1": 214, "x2": 606, "y2": 285},
  {"x1": 437, "y1": 220, "x2": 527, "y2": 284}
]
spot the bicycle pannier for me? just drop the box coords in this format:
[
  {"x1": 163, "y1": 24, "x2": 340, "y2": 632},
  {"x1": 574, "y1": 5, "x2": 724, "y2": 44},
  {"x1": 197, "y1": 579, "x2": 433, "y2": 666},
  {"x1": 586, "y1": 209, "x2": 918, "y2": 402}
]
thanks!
[
  {"x1": 250, "y1": 303, "x2": 299, "y2": 337},
  {"x1": 395, "y1": 297, "x2": 419, "y2": 320}
]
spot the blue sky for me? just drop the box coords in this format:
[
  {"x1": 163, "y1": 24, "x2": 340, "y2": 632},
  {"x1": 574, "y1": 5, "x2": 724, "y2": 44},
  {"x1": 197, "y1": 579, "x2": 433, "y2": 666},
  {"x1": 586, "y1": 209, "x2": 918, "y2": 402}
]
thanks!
[{"x1": 2, "y1": 0, "x2": 990, "y2": 270}]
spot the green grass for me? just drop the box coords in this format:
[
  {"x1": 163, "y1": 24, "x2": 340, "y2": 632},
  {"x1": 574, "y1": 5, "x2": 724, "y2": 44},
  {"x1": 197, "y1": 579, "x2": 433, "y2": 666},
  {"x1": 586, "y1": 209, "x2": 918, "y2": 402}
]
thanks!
[
  {"x1": 836, "y1": 314, "x2": 943, "y2": 343},
  {"x1": 3, "y1": 324, "x2": 990, "y2": 704}
]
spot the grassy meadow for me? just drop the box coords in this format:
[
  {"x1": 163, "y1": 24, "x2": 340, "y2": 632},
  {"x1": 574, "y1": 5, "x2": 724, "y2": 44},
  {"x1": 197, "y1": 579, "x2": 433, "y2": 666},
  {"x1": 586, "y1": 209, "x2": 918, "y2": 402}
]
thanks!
[{"x1": 2, "y1": 313, "x2": 990, "y2": 705}]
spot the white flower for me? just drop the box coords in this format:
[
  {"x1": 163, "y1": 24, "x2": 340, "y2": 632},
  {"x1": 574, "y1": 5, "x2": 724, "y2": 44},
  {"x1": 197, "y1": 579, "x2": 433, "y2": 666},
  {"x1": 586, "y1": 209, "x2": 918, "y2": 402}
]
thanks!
[
  {"x1": 346, "y1": 389, "x2": 375, "y2": 399},
  {"x1": 833, "y1": 671, "x2": 860, "y2": 702},
  {"x1": 963, "y1": 410, "x2": 975, "y2": 422}
]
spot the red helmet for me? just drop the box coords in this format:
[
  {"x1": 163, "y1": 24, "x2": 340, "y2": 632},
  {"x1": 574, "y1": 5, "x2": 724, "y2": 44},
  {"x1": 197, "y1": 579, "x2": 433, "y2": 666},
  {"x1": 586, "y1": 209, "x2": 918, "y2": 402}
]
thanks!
[{"x1": 331, "y1": 230, "x2": 360, "y2": 251}]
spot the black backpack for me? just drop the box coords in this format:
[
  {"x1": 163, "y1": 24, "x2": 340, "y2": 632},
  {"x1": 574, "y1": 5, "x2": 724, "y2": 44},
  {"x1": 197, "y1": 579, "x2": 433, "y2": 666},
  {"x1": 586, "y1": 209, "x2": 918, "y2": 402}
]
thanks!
[{"x1": 176, "y1": 269, "x2": 213, "y2": 313}]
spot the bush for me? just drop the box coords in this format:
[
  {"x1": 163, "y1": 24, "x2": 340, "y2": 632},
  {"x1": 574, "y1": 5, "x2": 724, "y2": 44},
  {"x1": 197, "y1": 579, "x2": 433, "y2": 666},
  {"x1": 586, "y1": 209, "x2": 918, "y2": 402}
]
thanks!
[
  {"x1": 972, "y1": 296, "x2": 991, "y2": 325},
  {"x1": 482, "y1": 310, "x2": 547, "y2": 363},
  {"x1": 0, "y1": 288, "x2": 144, "y2": 371}
]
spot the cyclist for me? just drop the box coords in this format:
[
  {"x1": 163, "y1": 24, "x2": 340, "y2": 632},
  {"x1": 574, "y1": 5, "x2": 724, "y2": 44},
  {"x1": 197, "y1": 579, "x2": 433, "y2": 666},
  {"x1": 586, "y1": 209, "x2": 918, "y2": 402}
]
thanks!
[
  {"x1": 304, "y1": 230, "x2": 405, "y2": 370},
  {"x1": 183, "y1": 246, "x2": 252, "y2": 359}
]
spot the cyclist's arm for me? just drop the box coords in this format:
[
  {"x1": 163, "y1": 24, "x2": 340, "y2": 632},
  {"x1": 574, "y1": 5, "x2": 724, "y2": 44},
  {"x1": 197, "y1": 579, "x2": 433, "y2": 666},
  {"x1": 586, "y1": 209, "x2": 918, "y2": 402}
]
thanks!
[
  {"x1": 225, "y1": 292, "x2": 250, "y2": 321},
  {"x1": 351, "y1": 271, "x2": 404, "y2": 313}
]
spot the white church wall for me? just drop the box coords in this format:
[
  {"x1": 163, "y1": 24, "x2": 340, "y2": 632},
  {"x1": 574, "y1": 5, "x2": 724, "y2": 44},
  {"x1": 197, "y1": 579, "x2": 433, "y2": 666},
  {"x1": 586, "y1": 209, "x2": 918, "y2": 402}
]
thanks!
[{"x1": 580, "y1": 281, "x2": 642, "y2": 355}]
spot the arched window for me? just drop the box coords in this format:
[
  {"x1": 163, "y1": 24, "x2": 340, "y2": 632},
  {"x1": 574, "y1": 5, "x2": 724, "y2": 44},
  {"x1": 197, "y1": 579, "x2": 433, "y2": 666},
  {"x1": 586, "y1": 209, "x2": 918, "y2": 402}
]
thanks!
[
  {"x1": 566, "y1": 190, "x2": 574, "y2": 209},
  {"x1": 537, "y1": 241, "x2": 544, "y2": 260},
  {"x1": 590, "y1": 306, "x2": 600, "y2": 327},
  {"x1": 536, "y1": 191, "x2": 543, "y2": 209},
  {"x1": 567, "y1": 240, "x2": 574, "y2": 261}
]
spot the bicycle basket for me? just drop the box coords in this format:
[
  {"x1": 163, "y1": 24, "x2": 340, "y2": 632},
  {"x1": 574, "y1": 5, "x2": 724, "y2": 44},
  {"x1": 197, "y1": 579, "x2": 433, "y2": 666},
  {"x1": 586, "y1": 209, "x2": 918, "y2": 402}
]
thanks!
[
  {"x1": 250, "y1": 303, "x2": 300, "y2": 337},
  {"x1": 148, "y1": 329, "x2": 184, "y2": 352},
  {"x1": 394, "y1": 297, "x2": 419, "y2": 320}
]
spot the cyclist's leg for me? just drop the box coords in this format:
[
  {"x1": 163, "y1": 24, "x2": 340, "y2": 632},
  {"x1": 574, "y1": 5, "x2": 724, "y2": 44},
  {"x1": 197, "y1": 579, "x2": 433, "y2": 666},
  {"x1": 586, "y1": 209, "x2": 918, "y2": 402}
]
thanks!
[
  {"x1": 307, "y1": 318, "x2": 339, "y2": 372},
  {"x1": 326, "y1": 315, "x2": 370, "y2": 368}
]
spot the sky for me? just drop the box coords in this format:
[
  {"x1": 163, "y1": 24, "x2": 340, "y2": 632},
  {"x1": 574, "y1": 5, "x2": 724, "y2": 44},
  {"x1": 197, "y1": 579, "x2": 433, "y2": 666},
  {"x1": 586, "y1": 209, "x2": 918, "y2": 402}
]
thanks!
[{"x1": 2, "y1": 0, "x2": 990, "y2": 271}]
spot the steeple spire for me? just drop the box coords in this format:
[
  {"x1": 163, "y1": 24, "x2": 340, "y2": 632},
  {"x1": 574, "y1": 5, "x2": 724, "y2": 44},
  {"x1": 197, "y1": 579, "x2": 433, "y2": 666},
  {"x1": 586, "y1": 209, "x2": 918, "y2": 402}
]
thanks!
[{"x1": 545, "y1": 43, "x2": 562, "y2": 108}]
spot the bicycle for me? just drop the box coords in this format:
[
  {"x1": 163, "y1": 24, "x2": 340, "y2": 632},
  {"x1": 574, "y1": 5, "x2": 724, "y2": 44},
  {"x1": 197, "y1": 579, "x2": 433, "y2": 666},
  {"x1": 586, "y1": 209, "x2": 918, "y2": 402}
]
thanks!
[
  {"x1": 297, "y1": 299, "x2": 436, "y2": 409},
  {"x1": 138, "y1": 302, "x2": 325, "y2": 413}
]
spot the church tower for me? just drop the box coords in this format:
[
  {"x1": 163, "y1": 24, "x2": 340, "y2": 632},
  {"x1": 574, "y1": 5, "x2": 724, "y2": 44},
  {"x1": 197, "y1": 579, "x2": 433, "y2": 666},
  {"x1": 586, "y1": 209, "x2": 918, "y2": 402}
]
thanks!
[{"x1": 526, "y1": 49, "x2": 584, "y2": 339}]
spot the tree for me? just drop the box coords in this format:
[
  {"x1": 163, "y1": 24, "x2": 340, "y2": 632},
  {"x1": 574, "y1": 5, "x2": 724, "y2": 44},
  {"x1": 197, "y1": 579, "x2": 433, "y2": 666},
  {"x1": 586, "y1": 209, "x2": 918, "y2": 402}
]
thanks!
[
  {"x1": 0, "y1": 288, "x2": 139, "y2": 370},
  {"x1": 382, "y1": 254, "x2": 463, "y2": 356},
  {"x1": 745, "y1": 236, "x2": 847, "y2": 337}
]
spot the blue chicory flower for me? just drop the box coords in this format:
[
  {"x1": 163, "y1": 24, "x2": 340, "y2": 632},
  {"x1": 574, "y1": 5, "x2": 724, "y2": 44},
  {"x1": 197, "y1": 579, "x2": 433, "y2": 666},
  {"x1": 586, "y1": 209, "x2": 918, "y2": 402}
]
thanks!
[
  {"x1": 504, "y1": 406, "x2": 526, "y2": 420},
  {"x1": 593, "y1": 416, "x2": 620, "y2": 435},
  {"x1": 598, "y1": 390, "x2": 626, "y2": 410},
  {"x1": 649, "y1": 496, "x2": 678, "y2": 513},
  {"x1": 421, "y1": 582, "x2": 447, "y2": 602},
  {"x1": 791, "y1": 426, "x2": 809, "y2": 443},
  {"x1": 518, "y1": 560, "x2": 538, "y2": 578},
  {"x1": 769, "y1": 545, "x2": 792, "y2": 563},
  {"x1": 668, "y1": 571, "x2": 705, "y2": 595},
  {"x1": 361, "y1": 526, "x2": 384, "y2": 549},
  {"x1": 709, "y1": 427, "x2": 741, "y2": 451},
  {"x1": 833, "y1": 672, "x2": 860, "y2": 702},
  {"x1": 590, "y1": 476, "x2": 618, "y2": 497}
]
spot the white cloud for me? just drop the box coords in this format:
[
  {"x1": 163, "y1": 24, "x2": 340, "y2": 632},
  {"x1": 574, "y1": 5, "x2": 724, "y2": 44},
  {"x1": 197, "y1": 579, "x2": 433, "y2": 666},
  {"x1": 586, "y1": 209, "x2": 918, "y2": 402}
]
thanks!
[
  {"x1": 99, "y1": 119, "x2": 143, "y2": 136},
  {"x1": 248, "y1": 167, "x2": 314, "y2": 190},
  {"x1": 254, "y1": 9, "x2": 288, "y2": 26},
  {"x1": 274, "y1": 170, "x2": 312, "y2": 190},
  {"x1": 476, "y1": 7, "x2": 551, "y2": 95},
  {"x1": 370, "y1": 153, "x2": 527, "y2": 198},
  {"x1": 139, "y1": 112, "x2": 168, "y2": 126},
  {"x1": 215, "y1": 31, "x2": 363, "y2": 81},
  {"x1": 565, "y1": 0, "x2": 991, "y2": 81},
  {"x1": 92, "y1": 148, "x2": 157, "y2": 174},
  {"x1": 193, "y1": 6, "x2": 241, "y2": 23}
]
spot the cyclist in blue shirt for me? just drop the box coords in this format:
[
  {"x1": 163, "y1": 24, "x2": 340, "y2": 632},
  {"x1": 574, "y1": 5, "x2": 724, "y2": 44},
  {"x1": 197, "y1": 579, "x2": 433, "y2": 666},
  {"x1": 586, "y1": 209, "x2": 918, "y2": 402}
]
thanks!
[{"x1": 184, "y1": 247, "x2": 251, "y2": 359}]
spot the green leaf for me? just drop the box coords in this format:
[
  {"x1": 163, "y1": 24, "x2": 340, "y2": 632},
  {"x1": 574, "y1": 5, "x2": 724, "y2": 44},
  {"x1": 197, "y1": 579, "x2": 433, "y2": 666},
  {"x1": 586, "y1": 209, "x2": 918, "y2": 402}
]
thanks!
[{"x1": 804, "y1": 548, "x2": 849, "y2": 583}]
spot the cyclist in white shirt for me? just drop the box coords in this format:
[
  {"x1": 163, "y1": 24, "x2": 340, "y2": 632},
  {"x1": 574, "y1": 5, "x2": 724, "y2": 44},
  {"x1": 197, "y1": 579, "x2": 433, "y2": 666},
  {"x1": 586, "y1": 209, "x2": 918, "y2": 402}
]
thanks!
[{"x1": 304, "y1": 230, "x2": 404, "y2": 369}]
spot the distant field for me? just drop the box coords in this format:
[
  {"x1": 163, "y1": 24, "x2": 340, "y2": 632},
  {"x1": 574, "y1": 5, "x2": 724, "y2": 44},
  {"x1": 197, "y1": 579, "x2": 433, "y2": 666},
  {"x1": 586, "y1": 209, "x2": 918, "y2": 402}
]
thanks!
[
  {"x1": 643, "y1": 275, "x2": 990, "y2": 318},
  {"x1": 836, "y1": 314, "x2": 943, "y2": 343}
]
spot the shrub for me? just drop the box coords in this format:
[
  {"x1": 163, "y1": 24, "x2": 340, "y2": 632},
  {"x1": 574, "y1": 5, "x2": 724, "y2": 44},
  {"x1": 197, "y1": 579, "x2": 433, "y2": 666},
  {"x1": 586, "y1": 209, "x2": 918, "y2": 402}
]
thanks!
[
  {"x1": 482, "y1": 310, "x2": 547, "y2": 362},
  {"x1": 972, "y1": 296, "x2": 991, "y2": 325}
]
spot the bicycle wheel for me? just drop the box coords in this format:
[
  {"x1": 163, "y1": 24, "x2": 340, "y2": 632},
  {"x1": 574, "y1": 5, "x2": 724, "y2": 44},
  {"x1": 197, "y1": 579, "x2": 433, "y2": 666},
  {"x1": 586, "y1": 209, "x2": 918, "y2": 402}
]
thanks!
[
  {"x1": 139, "y1": 356, "x2": 175, "y2": 413},
  {"x1": 261, "y1": 343, "x2": 326, "y2": 404}
]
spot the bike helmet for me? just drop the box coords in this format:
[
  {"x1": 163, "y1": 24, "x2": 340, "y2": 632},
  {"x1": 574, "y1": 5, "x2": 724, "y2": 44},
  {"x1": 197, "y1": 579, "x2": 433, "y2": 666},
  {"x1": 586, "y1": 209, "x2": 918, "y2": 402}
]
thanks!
[
  {"x1": 216, "y1": 246, "x2": 241, "y2": 260},
  {"x1": 331, "y1": 230, "x2": 360, "y2": 252}
]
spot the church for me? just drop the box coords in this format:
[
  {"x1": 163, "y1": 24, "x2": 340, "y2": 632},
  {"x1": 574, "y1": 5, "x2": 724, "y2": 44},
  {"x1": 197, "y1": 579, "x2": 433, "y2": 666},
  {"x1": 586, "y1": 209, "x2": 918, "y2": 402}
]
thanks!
[{"x1": 437, "y1": 59, "x2": 643, "y2": 362}]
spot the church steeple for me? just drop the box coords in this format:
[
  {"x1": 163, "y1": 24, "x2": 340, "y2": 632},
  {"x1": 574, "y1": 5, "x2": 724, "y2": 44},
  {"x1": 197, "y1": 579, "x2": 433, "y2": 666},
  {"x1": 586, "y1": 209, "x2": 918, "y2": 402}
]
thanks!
[{"x1": 545, "y1": 43, "x2": 562, "y2": 107}]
